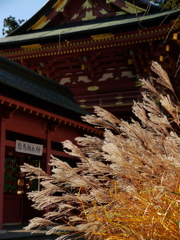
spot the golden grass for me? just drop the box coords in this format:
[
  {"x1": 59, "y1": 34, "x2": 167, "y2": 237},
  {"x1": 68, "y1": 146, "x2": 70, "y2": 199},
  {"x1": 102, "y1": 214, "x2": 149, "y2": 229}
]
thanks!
[{"x1": 21, "y1": 62, "x2": 180, "y2": 239}]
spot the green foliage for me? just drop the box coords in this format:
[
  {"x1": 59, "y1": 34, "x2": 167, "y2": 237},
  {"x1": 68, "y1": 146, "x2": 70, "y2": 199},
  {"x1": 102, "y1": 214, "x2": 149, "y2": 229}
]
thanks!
[
  {"x1": 161, "y1": 0, "x2": 180, "y2": 9},
  {"x1": 2, "y1": 15, "x2": 25, "y2": 36}
]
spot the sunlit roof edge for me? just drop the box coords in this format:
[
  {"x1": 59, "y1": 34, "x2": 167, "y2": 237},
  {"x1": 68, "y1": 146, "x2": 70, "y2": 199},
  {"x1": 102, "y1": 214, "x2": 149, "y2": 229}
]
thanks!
[{"x1": 0, "y1": 9, "x2": 179, "y2": 44}]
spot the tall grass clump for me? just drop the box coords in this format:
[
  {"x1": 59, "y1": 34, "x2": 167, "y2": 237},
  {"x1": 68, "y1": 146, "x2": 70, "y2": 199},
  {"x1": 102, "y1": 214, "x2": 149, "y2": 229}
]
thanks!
[{"x1": 21, "y1": 61, "x2": 180, "y2": 240}]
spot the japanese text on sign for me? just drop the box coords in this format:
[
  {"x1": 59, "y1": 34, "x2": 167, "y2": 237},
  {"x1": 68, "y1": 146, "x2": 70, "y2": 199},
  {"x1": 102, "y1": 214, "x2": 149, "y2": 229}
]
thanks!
[{"x1": 15, "y1": 140, "x2": 43, "y2": 156}]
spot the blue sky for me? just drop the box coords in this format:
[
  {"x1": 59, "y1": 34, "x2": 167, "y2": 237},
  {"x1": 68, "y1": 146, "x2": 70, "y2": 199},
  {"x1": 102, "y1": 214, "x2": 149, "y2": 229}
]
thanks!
[{"x1": 0, "y1": 0, "x2": 48, "y2": 38}]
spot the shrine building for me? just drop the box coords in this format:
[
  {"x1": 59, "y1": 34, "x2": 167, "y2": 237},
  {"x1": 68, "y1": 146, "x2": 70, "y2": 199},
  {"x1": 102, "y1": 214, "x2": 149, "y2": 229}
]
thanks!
[
  {"x1": 0, "y1": 0, "x2": 180, "y2": 229},
  {"x1": 0, "y1": 0, "x2": 179, "y2": 119},
  {"x1": 0, "y1": 55, "x2": 101, "y2": 229}
]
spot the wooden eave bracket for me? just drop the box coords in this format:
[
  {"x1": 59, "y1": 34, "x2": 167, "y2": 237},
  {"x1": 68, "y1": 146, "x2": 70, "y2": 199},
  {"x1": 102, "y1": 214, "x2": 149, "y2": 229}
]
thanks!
[{"x1": 0, "y1": 95, "x2": 102, "y2": 135}]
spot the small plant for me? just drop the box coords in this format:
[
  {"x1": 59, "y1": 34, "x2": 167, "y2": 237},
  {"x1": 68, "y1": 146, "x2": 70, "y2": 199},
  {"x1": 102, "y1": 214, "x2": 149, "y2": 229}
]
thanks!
[{"x1": 21, "y1": 61, "x2": 180, "y2": 239}]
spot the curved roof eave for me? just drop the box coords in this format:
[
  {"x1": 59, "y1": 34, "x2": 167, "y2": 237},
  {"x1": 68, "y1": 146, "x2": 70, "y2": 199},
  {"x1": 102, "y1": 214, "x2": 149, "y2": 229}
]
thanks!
[
  {"x1": 0, "y1": 56, "x2": 89, "y2": 116},
  {"x1": 1, "y1": 9, "x2": 179, "y2": 46},
  {"x1": 8, "y1": 0, "x2": 57, "y2": 36},
  {"x1": 8, "y1": 0, "x2": 162, "y2": 37}
]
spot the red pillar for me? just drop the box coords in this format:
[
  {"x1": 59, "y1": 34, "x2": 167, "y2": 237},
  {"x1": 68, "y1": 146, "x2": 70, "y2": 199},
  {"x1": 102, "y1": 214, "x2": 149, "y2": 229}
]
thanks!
[
  {"x1": 44, "y1": 130, "x2": 51, "y2": 218},
  {"x1": 46, "y1": 131, "x2": 51, "y2": 175},
  {"x1": 0, "y1": 118, "x2": 6, "y2": 229}
]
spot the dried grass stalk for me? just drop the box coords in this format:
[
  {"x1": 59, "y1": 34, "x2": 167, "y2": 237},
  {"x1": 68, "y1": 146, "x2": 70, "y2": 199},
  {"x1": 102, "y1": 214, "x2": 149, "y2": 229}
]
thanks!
[{"x1": 21, "y1": 62, "x2": 180, "y2": 240}]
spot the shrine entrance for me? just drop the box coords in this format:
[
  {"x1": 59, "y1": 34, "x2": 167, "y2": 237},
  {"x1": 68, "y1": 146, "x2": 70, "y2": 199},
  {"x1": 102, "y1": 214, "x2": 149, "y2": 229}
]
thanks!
[{"x1": 3, "y1": 144, "x2": 43, "y2": 224}]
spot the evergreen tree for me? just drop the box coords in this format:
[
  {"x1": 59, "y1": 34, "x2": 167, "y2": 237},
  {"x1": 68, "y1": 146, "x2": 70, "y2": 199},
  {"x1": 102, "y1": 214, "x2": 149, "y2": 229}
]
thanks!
[
  {"x1": 161, "y1": 0, "x2": 179, "y2": 9},
  {"x1": 2, "y1": 16, "x2": 25, "y2": 36}
]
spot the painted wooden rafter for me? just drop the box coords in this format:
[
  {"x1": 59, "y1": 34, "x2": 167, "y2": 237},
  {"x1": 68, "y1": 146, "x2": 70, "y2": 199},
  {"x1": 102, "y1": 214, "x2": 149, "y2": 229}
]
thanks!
[{"x1": 29, "y1": 0, "x2": 146, "y2": 30}]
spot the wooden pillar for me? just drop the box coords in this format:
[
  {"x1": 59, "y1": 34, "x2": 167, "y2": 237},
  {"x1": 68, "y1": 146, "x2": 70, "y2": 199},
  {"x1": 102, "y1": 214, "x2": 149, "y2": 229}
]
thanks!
[
  {"x1": 44, "y1": 130, "x2": 52, "y2": 218},
  {"x1": 46, "y1": 130, "x2": 51, "y2": 175},
  {"x1": 0, "y1": 118, "x2": 6, "y2": 230}
]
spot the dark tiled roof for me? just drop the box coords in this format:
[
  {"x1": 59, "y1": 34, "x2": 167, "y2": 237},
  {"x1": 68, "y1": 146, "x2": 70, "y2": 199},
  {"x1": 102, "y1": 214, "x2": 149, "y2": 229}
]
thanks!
[
  {"x1": 0, "y1": 9, "x2": 179, "y2": 48},
  {"x1": 0, "y1": 56, "x2": 89, "y2": 117}
]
